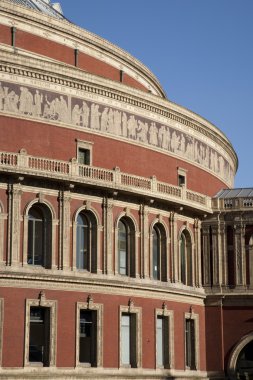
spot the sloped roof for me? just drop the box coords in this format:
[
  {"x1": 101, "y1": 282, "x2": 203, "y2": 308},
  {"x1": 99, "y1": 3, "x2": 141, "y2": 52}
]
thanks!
[
  {"x1": 8, "y1": 0, "x2": 66, "y2": 20},
  {"x1": 215, "y1": 188, "x2": 253, "y2": 198}
]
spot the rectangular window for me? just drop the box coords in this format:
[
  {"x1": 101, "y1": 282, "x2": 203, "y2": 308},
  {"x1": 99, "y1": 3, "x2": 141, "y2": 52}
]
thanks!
[
  {"x1": 156, "y1": 316, "x2": 170, "y2": 368},
  {"x1": 79, "y1": 309, "x2": 97, "y2": 366},
  {"x1": 121, "y1": 313, "x2": 137, "y2": 367},
  {"x1": 185, "y1": 318, "x2": 196, "y2": 370},
  {"x1": 29, "y1": 307, "x2": 50, "y2": 366},
  {"x1": 177, "y1": 167, "x2": 187, "y2": 187},
  {"x1": 78, "y1": 148, "x2": 90, "y2": 165}
]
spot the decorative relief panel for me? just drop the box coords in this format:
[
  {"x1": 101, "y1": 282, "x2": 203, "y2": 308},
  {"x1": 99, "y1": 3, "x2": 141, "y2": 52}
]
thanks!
[{"x1": 0, "y1": 80, "x2": 234, "y2": 185}]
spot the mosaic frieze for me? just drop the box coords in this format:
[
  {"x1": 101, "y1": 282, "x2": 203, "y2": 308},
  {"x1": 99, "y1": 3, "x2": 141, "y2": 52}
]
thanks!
[{"x1": 0, "y1": 81, "x2": 234, "y2": 185}]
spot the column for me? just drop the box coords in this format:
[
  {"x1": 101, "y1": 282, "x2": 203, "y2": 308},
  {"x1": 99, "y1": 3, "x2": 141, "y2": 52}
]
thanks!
[
  {"x1": 102, "y1": 197, "x2": 113, "y2": 275},
  {"x1": 58, "y1": 190, "x2": 71, "y2": 270},
  {"x1": 6, "y1": 182, "x2": 22, "y2": 266},
  {"x1": 234, "y1": 223, "x2": 246, "y2": 286},
  {"x1": 139, "y1": 204, "x2": 149, "y2": 279}
]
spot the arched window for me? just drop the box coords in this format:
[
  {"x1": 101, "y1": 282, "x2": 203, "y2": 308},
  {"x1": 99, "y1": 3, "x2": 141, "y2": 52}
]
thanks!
[
  {"x1": 76, "y1": 211, "x2": 97, "y2": 272},
  {"x1": 179, "y1": 231, "x2": 192, "y2": 286},
  {"x1": 118, "y1": 217, "x2": 135, "y2": 277},
  {"x1": 28, "y1": 204, "x2": 52, "y2": 268},
  {"x1": 152, "y1": 224, "x2": 167, "y2": 281}
]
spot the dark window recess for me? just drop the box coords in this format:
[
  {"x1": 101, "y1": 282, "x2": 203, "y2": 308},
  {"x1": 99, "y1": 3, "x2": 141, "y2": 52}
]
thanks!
[
  {"x1": 185, "y1": 318, "x2": 196, "y2": 370},
  {"x1": 78, "y1": 149, "x2": 90, "y2": 165},
  {"x1": 79, "y1": 310, "x2": 97, "y2": 366},
  {"x1": 29, "y1": 307, "x2": 50, "y2": 366},
  {"x1": 178, "y1": 174, "x2": 185, "y2": 187}
]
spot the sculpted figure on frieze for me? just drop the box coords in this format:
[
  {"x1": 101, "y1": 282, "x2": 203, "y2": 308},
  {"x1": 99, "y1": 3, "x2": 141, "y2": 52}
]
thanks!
[
  {"x1": 90, "y1": 104, "x2": 101, "y2": 130},
  {"x1": 136, "y1": 120, "x2": 148, "y2": 143},
  {"x1": 34, "y1": 90, "x2": 43, "y2": 117},
  {"x1": 81, "y1": 101, "x2": 90, "y2": 128},
  {"x1": 171, "y1": 130, "x2": 180, "y2": 152},
  {"x1": 127, "y1": 115, "x2": 138, "y2": 139},
  {"x1": 4, "y1": 88, "x2": 19, "y2": 113},
  {"x1": 107, "y1": 108, "x2": 115, "y2": 134},
  {"x1": 158, "y1": 125, "x2": 170, "y2": 150},
  {"x1": 19, "y1": 87, "x2": 33, "y2": 115},
  {"x1": 179, "y1": 133, "x2": 186, "y2": 154},
  {"x1": 149, "y1": 122, "x2": 158, "y2": 146},
  {"x1": 0, "y1": 83, "x2": 4, "y2": 111},
  {"x1": 72, "y1": 104, "x2": 81, "y2": 125},
  {"x1": 57, "y1": 96, "x2": 69, "y2": 123},
  {"x1": 122, "y1": 112, "x2": 128, "y2": 137},
  {"x1": 114, "y1": 110, "x2": 122, "y2": 135},
  {"x1": 101, "y1": 107, "x2": 109, "y2": 132}
]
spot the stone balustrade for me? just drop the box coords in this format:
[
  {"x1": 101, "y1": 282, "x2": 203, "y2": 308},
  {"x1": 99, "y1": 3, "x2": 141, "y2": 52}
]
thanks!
[{"x1": 0, "y1": 149, "x2": 212, "y2": 212}]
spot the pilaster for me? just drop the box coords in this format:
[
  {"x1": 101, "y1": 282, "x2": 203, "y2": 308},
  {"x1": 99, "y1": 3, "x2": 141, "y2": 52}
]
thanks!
[{"x1": 7, "y1": 182, "x2": 22, "y2": 266}]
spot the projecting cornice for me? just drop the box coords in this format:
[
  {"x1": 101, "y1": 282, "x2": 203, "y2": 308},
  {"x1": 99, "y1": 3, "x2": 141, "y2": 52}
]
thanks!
[{"x1": 0, "y1": 0, "x2": 166, "y2": 97}]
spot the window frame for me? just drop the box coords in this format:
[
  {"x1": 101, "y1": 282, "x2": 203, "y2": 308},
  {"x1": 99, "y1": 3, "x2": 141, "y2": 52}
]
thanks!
[
  {"x1": 179, "y1": 230, "x2": 193, "y2": 286},
  {"x1": 116, "y1": 216, "x2": 136, "y2": 278},
  {"x1": 119, "y1": 303, "x2": 142, "y2": 368},
  {"x1": 25, "y1": 202, "x2": 53, "y2": 269},
  {"x1": 151, "y1": 222, "x2": 167, "y2": 282},
  {"x1": 155, "y1": 306, "x2": 174, "y2": 369},
  {"x1": 76, "y1": 299, "x2": 103, "y2": 368},
  {"x1": 177, "y1": 167, "x2": 187, "y2": 188},
  {"x1": 184, "y1": 311, "x2": 199, "y2": 371},
  {"x1": 74, "y1": 209, "x2": 98, "y2": 272},
  {"x1": 24, "y1": 296, "x2": 57, "y2": 367},
  {"x1": 76, "y1": 139, "x2": 93, "y2": 166}
]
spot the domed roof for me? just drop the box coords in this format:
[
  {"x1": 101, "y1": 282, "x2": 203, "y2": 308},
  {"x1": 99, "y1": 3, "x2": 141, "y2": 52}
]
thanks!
[{"x1": 8, "y1": 0, "x2": 66, "y2": 20}]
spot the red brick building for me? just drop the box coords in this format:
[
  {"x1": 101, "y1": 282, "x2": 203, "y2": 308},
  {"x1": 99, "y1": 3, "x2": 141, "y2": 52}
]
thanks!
[{"x1": 0, "y1": 1, "x2": 251, "y2": 380}]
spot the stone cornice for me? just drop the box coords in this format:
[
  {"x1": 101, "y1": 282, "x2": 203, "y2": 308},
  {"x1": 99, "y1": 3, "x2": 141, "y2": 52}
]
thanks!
[
  {"x1": 0, "y1": 49, "x2": 238, "y2": 174},
  {"x1": 0, "y1": 269, "x2": 206, "y2": 305},
  {"x1": 0, "y1": 0, "x2": 166, "y2": 98}
]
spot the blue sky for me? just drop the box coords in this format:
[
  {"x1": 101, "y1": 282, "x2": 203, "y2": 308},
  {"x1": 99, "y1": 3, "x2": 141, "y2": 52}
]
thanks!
[{"x1": 59, "y1": 0, "x2": 253, "y2": 188}]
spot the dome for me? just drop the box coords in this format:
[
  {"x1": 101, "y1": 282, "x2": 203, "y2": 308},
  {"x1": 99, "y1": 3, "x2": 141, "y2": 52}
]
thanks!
[{"x1": 8, "y1": 0, "x2": 66, "y2": 20}]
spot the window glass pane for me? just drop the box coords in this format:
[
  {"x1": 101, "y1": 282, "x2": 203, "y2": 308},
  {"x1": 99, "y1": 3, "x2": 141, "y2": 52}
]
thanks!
[
  {"x1": 121, "y1": 314, "x2": 130, "y2": 365},
  {"x1": 76, "y1": 214, "x2": 89, "y2": 270},
  {"x1": 28, "y1": 207, "x2": 44, "y2": 265},
  {"x1": 156, "y1": 316, "x2": 163, "y2": 366},
  {"x1": 29, "y1": 307, "x2": 50, "y2": 365},
  {"x1": 153, "y1": 227, "x2": 159, "y2": 279},
  {"x1": 118, "y1": 220, "x2": 127, "y2": 275},
  {"x1": 181, "y1": 235, "x2": 186, "y2": 284}
]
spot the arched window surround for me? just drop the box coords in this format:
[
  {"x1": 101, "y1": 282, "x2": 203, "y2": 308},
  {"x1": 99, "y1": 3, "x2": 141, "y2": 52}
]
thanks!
[
  {"x1": 115, "y1": 213, "x2": 138, "y2": 278},
  {"x1": 178, "y1": 227, "x2": 194, "y2": 286},
  {"x1": 24, "y1": 200, "x2": 55, "y2": 269},
  {"x1": 73, "y1": 206, "x2": 99, "y2": 273},
  {"x1": 150, "y1": 220, "x2": 168, "y2": 282}
]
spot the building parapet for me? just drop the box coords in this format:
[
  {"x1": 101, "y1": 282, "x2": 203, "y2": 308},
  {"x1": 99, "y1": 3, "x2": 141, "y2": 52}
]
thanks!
[{"x1": 0, "y1": 149, "x2": 212, "y2": 212}]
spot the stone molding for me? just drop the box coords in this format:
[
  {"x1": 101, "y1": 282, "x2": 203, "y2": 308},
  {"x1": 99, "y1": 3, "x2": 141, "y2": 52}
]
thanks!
[
  {"x1": 76, "y1": 297, "x2": 103, "y2": 368},
  {"x1": 24, "y1": 293, "x2": 57, "y2": 367},
  {"x1": 184, "y1": 310, "x2": 200, "y2": 371},
  {"x1": 0, "y1": 0, "x2": 165, "y2": 97},
  {"x1": 155, "y1": 304, "x2": 174, "y2": 369},
  {"x1": 119, "y1": 300, "x2": 142, "y2": 368},
  {"x1": 0, "y1": 272, "x2": 206, "y2": 305}
]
